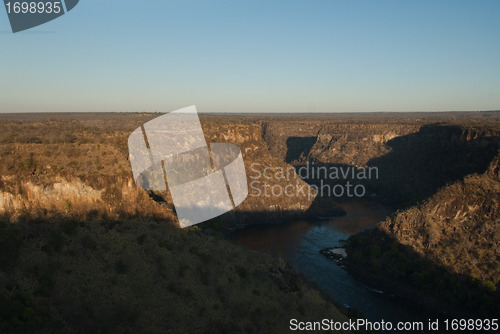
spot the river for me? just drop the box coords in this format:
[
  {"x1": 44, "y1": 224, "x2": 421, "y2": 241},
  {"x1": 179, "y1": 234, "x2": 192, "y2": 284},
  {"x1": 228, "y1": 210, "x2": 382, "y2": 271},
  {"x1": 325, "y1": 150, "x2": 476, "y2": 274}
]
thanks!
[{"x1": 230, "y1": 199, "x2": 432, "y2": 333}]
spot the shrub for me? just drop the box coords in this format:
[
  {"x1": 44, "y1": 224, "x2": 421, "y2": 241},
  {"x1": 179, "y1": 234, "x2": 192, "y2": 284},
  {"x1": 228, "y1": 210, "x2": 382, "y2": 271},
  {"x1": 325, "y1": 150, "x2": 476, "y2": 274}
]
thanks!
[
  {"x1": 115, "y1": 260, "x2": 128, "y2": 274},
  {"x1": 484, "y1": 281, "x2": 496, "y2": 292},
  {"x1": 61, "y1": 220, "x2": 78, "y2": 236},
  {"x1": 64, "y1": 200, "x2": 72, "y2": 213}
]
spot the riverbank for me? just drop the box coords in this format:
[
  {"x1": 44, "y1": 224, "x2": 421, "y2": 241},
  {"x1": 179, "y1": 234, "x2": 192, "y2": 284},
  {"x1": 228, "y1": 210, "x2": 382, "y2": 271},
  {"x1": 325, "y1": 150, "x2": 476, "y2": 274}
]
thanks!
[
  {"x1": 343, "y1": 259, "x2": 470, "y2": 319},
  {"x1": 340, "y1": 226, "x2": 500, "y2": 321},
  {"x1": 202, "y1": 197, "x2": 349, "y2": 239},
  {"x1": 319, "y1": 245, "x2": 469, "y2": 320},
  {"x1": 229, "y1": 199, "x2": 437, "y2": 327}
]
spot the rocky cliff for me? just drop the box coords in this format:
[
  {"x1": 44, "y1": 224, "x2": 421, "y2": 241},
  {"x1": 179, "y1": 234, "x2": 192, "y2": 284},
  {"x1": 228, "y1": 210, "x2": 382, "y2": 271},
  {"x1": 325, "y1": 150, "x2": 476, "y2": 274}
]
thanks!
[
  {"x1": 0, "y1": 114, "x2": 318, "y2": 231},
  {"x1": 0, "y1": 113, "x2": 350, "y2": 334},
  {"x1": 259, "y1": 113, "x2": 500, "y2": 317},
  {"x1": 262, "y1": 116, "x2": 500, "y2": 208},
  {"x1": 343, "y1": 154, "x2": 500, "y2": 317}
]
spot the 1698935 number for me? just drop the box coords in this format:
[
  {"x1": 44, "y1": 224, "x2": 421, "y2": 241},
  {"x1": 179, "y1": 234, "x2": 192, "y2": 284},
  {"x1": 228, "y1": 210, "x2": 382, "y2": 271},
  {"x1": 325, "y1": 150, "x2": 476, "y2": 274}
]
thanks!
[
  {"x1": 5, "y1": 1, "x2": 62, "y2": 14},
  {"x1": 443, "y1": 319, "x2": 498, "y2": 331}
]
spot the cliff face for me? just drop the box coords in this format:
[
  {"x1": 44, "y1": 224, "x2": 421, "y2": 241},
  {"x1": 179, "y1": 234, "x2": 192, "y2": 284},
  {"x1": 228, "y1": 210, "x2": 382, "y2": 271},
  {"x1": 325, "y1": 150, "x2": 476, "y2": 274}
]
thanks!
[
  {"x1": 343, "y1": 156, "x2": 500, "y2": 317},
  {"x1": 0, "y1": 113, "x2": 498, "y2": 325},
  {"x1": 263, "y1": 120, "x2": 419, "y2": 166},
  {"x1": 378, "y1": 153, "x2": 500, "y2": 282},
  {"x1": 1, "y1": 114, "x2": 497, "y2": 230},
  {"x1": 200, "y1": 118, "x2": 316, "y2": 229},
  {"x1": 263, "y1": 118, "x2": 499, "y2": 167},
  {"x1": 260, "y1": 115, "x2": 500, "y2": 316},
  {"x1": 0, "y1": 114, "x2": 349, "y2": 334},
  {"x1": 2, "y1": 113, "x2": 497, "y2": 227},
  {"x1": 263, "y1": 118, "x2": 500, "y2": 207},
  {"x1": 0, "y1": 115, "x2": 316, "y2": 229}
]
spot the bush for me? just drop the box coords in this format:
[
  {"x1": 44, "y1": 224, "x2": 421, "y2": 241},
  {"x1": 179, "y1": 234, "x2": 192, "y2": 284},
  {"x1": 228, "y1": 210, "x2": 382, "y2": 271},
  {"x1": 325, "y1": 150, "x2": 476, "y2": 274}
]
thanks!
[
  {"x1": 64, "y1": 200, "x2": 72, "y2": 213},
  {"x1": 115, "y1": 260, "x2": 128, "y2": 274},
  {"x1": 484, "y1": 280, "x2": 496, "y2": 292}
]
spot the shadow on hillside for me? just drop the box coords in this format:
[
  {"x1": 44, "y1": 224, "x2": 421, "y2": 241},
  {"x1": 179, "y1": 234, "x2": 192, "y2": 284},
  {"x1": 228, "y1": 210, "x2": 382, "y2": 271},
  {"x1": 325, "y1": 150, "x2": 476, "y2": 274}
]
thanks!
[
  {"x1": 344, "y1": 228, "x2": 500, "y2": 319},
  {"x1": 286, "y1": 124, "x2": 499, "y2": 208},
  {"x1": 1, "y1": 213, "x2": 355, "y2": 334},
  {"x1": 200, "y1": 207, "x2": 310, "y2": 236},
  {"x1": 367, "y1": 124, "x2": 499, "y2": 207},
  {"x1": 275, "y1": 124, "x2": 500, "y2": 318},
  {"x1": 285, "y1": 137, "x2": 317, "y2": 163}
]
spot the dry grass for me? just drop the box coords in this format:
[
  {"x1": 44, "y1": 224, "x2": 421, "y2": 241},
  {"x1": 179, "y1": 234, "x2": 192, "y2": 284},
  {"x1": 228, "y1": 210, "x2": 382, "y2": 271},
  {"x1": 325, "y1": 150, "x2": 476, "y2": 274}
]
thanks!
[{"x1": 0, "y1": 114, "x2": 350, "y2": 333}]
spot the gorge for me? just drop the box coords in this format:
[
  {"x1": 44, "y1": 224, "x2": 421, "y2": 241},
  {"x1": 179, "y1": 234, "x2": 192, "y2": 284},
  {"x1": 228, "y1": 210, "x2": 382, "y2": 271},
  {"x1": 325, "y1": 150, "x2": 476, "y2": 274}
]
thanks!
[{"x1": 0, "y1": 111, "x2": 498, "y2": 332}]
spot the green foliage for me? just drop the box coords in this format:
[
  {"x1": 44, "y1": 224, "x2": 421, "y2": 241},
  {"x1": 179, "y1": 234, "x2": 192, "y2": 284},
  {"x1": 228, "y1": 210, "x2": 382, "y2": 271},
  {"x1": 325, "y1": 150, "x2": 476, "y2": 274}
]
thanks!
[
  {"x1": 0, "y1": 217, "x2": 353, "y2": 333},
  {"x1": 48, "y1": 230, "x2": 64, "y2": 253},
  {"x1": 64, "y1": 200, "x2": 72, "y2": 213},
  {"x1": 210, "y1": 219, "x2": 225, "y2": 232},
  {"x1": 158, "y1": 239, "x2": 173, "y2": 250},
  {"x1": 21, "y1": 153, "x2": 36, "y2": 171},
  {"x1": 484, "y1": 280, "x2": 496, "y2": 292},
  {"x1": 81, "y1": 235, "x2": 97, "y2": 250},
  {"x1": 136, "y1": 233, "x2": 147, "y2": 245},
  {"x1": 0, "y1": 225, "x2": 22, "y2": 270},
  {"x1": 236, "y1": 266, "x2": 247, "y2": 278},
  {"x1": 61, "y1": 219, "x2": 78, "y2": 236},
  {"x1": 115, "y1": 259, "x2": 128, "y2": 274},
  {"x1": 370, "y1": 244, "x2": 381, "y2": 257},
  {"x1": 178, "y1": 263, "x2": 189, "y2": 278},
  {"x1": 346, "y1": 229, "x2": 500, "y2": 318}
]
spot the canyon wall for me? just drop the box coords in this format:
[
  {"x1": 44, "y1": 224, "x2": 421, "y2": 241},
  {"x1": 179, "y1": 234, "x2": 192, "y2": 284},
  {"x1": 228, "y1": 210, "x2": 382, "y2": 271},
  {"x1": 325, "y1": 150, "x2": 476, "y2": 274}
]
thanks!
[
  {"x1": 0, "y1": 114, "x2": 350, "y2": 333},
  {"x1": 2, "y1": 114, "x2": 497, "y2": 228},
  {"x1": 0, "y1": 116, "x2": 316, "y2": 230},
  {"x1": 0, "y1": 113, "x2": 498, "y2": 319},
  {"x1": 262, "y1": 117, "x2": 500, "y2": 207},
  {"x1": 259, "y1": 115, "x2": 500, "y2": 316}
]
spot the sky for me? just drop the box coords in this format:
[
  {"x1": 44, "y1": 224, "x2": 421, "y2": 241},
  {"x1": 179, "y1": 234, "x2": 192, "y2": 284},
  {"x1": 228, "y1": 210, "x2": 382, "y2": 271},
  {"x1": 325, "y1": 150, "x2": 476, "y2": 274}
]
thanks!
[{"x1": 1, "y1": 0, "x2": 500, "y2": 113}]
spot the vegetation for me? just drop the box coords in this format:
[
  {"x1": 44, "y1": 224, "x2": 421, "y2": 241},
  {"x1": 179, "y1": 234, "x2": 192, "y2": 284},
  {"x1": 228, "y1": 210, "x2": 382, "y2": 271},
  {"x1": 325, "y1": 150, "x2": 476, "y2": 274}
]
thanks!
[
  {"x1": 0, "y1": 216, "x2": 352, "y2": 333},
  {"x1": 1, "y1": 112, "x2": 498, "y2": 331},
  {"x1": 345, "y1": 157, "x2": 500, "y2": 317},
  {"x1": 0, "y1": 114, "x2": 350, "y2": 333},
  {"x1": 261, "y1": 113, "x2": 499, "y2": 319}
]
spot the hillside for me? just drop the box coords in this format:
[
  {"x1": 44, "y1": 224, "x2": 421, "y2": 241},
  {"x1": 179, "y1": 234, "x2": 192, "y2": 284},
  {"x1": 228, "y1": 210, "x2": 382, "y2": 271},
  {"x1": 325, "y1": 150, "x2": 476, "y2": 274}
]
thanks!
[
  {"x1": 259, "y1": 113, "x2": 500, "y2": 317},
  {"x1": 0, "y1": 217, "x2": 351, "y2": 333},
  {"x1": 0, "y1": 114, "x2": 350, "y2": 334},
  {"x1": 345, "y1": 152, "x2": 500, "y2": 317},
  {"x1": 1, "y1": 112, "x2": 498, "y2": 330}
]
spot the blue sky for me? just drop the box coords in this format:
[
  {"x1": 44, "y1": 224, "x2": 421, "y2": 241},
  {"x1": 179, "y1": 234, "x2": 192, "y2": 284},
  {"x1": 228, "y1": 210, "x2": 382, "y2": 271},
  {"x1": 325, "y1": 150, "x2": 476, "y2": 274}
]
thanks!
[{"x1": 1, "y1": 0, "x2": 500, "y2": 113}]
